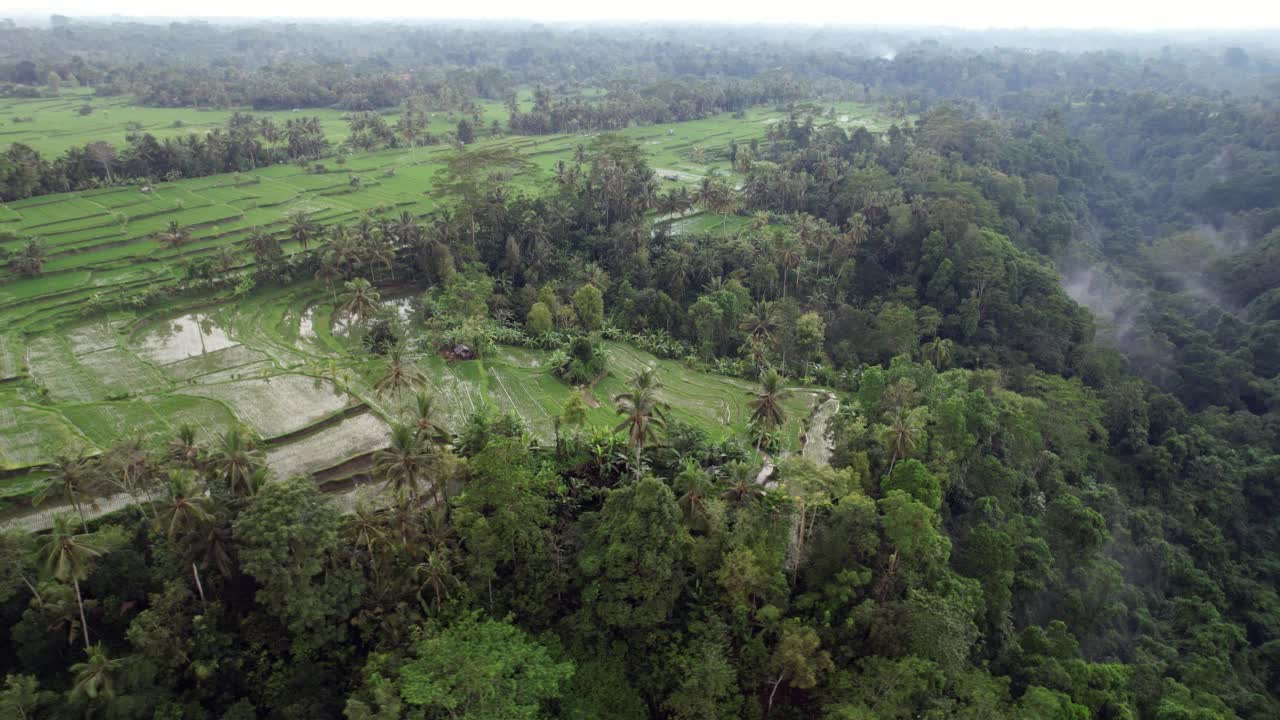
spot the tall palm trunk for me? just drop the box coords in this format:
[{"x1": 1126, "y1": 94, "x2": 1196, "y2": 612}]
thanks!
[
  {"x1": 192, "y1": 563, "x2": 207, "y2": 608},
  {"x1": 73, "y1": 496, "x2": 89, "y2": 534},
  {"x1": 73, "y1": 578, "x2": 90, "y2": 651}
]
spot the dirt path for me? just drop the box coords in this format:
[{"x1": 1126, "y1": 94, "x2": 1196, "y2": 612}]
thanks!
[
  {"x1": 755, "y1": 392, "x2": 838, "y2": 488},
  {"x1": 801, "y1": 393, "x2": 839, "y2": 467},
  {"x1": 786, "y1": 392, "x2": 839, "y2": 573},
  {"x1": 755, "y1": 451, "x2": 775, "y2": 485}
]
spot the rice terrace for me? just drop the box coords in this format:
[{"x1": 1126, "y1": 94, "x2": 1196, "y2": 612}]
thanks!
[
  {"x1": 2, "y1": 15, "x2": 1278, "y2": 720},
  {"x1": 1, "y1": 88, "x2": 891, "y2": 526}
]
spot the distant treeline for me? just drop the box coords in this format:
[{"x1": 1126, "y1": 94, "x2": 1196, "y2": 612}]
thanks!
[
  {"x1": 2, "y1": 22, "x2": 1278, "y2": 114},
  {"x1": 0, "y1": 114, "x2": 330, "y2": 201}
]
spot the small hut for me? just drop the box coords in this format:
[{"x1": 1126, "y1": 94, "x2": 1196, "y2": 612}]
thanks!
[{"x1": 448, "y1": 344, "x2": 475, "y2": 361}]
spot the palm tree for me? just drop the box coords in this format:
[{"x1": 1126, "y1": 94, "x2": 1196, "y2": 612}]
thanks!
[
  {"x1": 153, "y1": 471, "x2": 213, "y2": 605},
  {"x1": 720, "y1": 460, "x2": 765, "y2": 506},
  {"x1": 881, "y1": 406, "x2": 925, "y2": 475},
  {"x1": 674, "y1": 460, "x2": 717, "y2": 529},
  {"x1": 339, "y1": 277, "x2": 380, "y2": 328},
  {"x1": 390, "y1": 211, "x2": 421, "y2": 247},
  {"x1": 410, "y1": 391, "x2": 449, "y2": 445},
  {"x1": 774, "y1": 234, "x2": 802, "y2": 299},
  {"x1": 632, "y1": 366, "x2": 660, "y2": 392},
  {"x1": 154, "y1": 471, "x2": 211, "y2": 542},
  {"x1": 37, "y1": 515, "x2": 107, "y2": 650},
  {"x1": 613, "y1": 371, "x2": 669, "y2": 476},
  {"x1": 740, "y1": 300, "x2": 778, "y2": 345},
  {"x1": 922, "y1": 336, "x2": 954, "y2": 370},
  {"x1": 842, "y1": 213, "x2": 868, "y2": 252},
  {"x1": 374, "y1": 347, "x2": 425, "y2": 401},
  {"x1": 69, "y1": 644, "x2": 126, "y2": 702},
  {"x1": 287, "y1": 211, "x2": 319, "y2": 252},
  {"x1": 206, "y1": 428, "x2": 265, "y2": 497},
  {"x1": 245, "y1": 227, "x2": 282, "y2": 265},
  {"x1": 260, "y1": 117, "x2": 282, "y2": 155},
  {"x1": 374, "y1": 424, "x2": 432, "y2": 502},
  {"x1": 344, "y1": 498, "x2": 389, "y2": 560},
  {"x1": 155, "y1": 220, "x2": 192, "y2": 250},
  {"x1": 343, "y1": 497, "x2": 391, "y2": 585},
  {"x1": 191, "y1": 520, "x2": 235, "y2": 580},
  {"x1": 166, "y1": 424, "x2": 204, "y2": 470},
  {"x1": 415, "y1": 548, "x2": 460, "y2": 612},
  {"x1": 34, "y1": 454, "x2": 99, "y2": 533},
  {"x1": 707, "y1": 185, "x2": 738, "y2": 241},
  {"x1": 749, "y1": 369, "x2": 791, "y2": 440}
]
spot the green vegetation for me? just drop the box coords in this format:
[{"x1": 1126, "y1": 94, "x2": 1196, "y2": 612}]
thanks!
[{"x1": 0, "y1": 18, "x2": 1277, "y2": 720}]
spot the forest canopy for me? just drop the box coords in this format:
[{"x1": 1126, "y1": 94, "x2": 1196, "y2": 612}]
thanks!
[{"x1": 0, "y1": 16, "x2": 1278, "y2": 720}]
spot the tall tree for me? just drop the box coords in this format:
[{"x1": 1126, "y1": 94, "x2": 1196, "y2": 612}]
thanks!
[
  {"x1": 374, "y1": 347, "x2": 425, "y2": 401},
  {"x1": 613, "y1": 370, "x2": 670, "y2": 475},
  {"x1": 33, "y1": 454, "x2": 99, "y2": 533},
  {"x1": 68, "y1": 645, "x2": 126, "y2": 703},
  {"x1": 287, "y1": 211, "x2": 319, "y2": 252},
  {"x1": 35, "y1": 515, "x2": 111, "y2": 650},
  {"x1": 749, "y1": 369, "x2": 791, "y2": 446},
  {"x1": 340, "y1": 277, "x2": 381, "y2": 328},
  {"x1": 374, "y1": 424, "x2": 434, "y2": 503},
  {"x1": 398, "y1": 613, "x2": 573, "y2": 719},
  {"x1": 206, "y1": 428, "x2": 265, "y2": 497},
  {"x1": 154, "y1": 470, "x2": 214, "y2": 604}
]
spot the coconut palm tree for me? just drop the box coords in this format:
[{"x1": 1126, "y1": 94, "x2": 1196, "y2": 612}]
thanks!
[
  {"x1": 674, "y1": 459, "x2": 717, "y2": 530},
  {"x1": 343, "y1": 497, "x2": 391, "y2": 585},
  {"x1": 774, "y1": 234, "x2": 802, "y2": 299},
  {"x1": 881, "y1": 406, "x2": 926, "y2": 475},
  {"x1": 922, "y1": 336, "x2": 954, "y2": 370},
  {"x1": 287, "y1": 211, "x2": 319, "y2": 252},
  {"x1": 34, "y1": 453, "x2": 99, "y2": 533},
  {"x1": 415, "y1": 547, "x2": 460, "y2": 612},
  {"x1": 206, "y1": 428, "x2": 265, "y2": 497},
  {"x1": 707, "y1": 185, "x2": 738, "y2": 241},
  {"x1": 410, "y1": 390, "x2": 449, "y2": 445},
  {"x1": 390, "y1": 211, "x2": 421, "y2": 247},
  {"x1": 154, "y1": 471, "x2": 211, "y2": 543},
  {"x1": 191, "y1": 520, "x2": 235, "y2": 580},
  {"x1": 740, "y1": 300, "x2": 778, "y2": 345},
  {"x1": 339, "y1": 277, "x2": 380, "y2": 328},
  {"x1": 154, "y1": 471, "x2": 213, "y2": 605},
  {"x1": 69, "y1": 644, "x2": 126, "y2": 702},
  {"x1": 613, "y1": 371, "x2": 669, "y2": 476},
  {"x1": 374, "y1": 424, "x2": 432, "y2": 502},
  {"x1": 245, "y1": 227, "x2": 283, "y2": 266},
  {"x1": 37, "y1": 515, "x2": 108, "y2": 650},
  {"x1": 749, "y1": 369, "x2": 791, "y2": 438},
  {"x1": 374, "y1": 347, "x2": 425, "y2": 401},
  {"x1": 720, "y1": 460, "x2": 765, "y2": 506},
  {"x1": 155, "y1": 220, "x2": 192, "y2": 250},
  {"x1": 842, "y1": 213, "x2": 868, "y2": 252},
  {"x1": 166, "y1": 424, "x2": 205, "y2": 470}
]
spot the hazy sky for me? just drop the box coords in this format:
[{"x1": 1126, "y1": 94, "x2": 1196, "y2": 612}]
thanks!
[{"x1": 11, "y1": 1, "x2": 1280, "y2": 30}]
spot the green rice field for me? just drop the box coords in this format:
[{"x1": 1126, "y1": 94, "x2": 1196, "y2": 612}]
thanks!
[
  {"x1": 0, "y1": 98, "x2": 892, "y2": 518},
  {"x1": 0, "y1": 88, "x2": 511, "y2": 158},
  {"x1": 0, "y1": 282, "x2": 821, "y2": 516}
]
